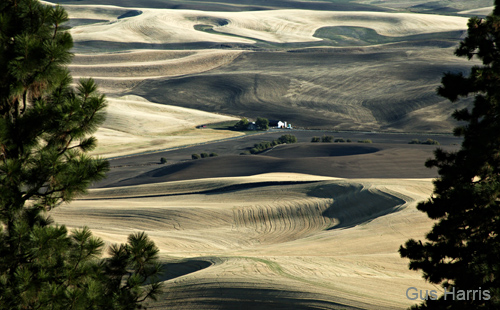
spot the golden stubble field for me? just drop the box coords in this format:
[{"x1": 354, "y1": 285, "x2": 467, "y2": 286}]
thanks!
[
  {"x1": 62, "y1": 1, "x2": 484, "y2": 134},
  {"x1": 45, "y1": 0, "x2": 492, "y2": 308},
  {"x1": 52, "y1": 174, "x2": 439, "y2": 309}
]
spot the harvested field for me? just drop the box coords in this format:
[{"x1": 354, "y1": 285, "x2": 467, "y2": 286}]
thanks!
[
  {"x1": 40, "y1": 0, "x2": 489, "y2": 308},
  {"x1": 91, "y1": 95, "x2": 241, "y2": 158},
  {"x1": 106, "y1": 146, "x2": 437, "y2": 186},
  {"x1": 52, "y1": 138, "x2": 456, "y2": 308},
  {"x1": 98, "y1": 140, "x2": 459, "y2": 187},
  {"x1": 57, "y1": 1, "x2": 481, "y2": 132},
  {"x1": 52, "y1": 175, "x2": 438, "y2": 309}
]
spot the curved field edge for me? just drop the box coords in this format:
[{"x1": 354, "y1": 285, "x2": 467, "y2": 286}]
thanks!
[
  {"x1": 59, "y1": 4, "x2": 477, "y2": 134},
  {"x1": 52, "y1": 177, "x2": 436, "y2": 309},
  {"x1": 89, "y1": 95, "x2": 242, "y2": 158}
]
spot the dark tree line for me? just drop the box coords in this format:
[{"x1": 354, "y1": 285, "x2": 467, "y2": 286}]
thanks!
[
  {"x1": 233, "y1": 117, "x2": 269, "y2": 131},
  {"x1": 0, "y1": 1, "x2": 162, "y2": 309}
]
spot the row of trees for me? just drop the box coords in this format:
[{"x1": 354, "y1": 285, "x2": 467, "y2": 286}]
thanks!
[
  {"x1": 249, "y1": 134, "x2": 297, "y2": 154},
  {"x1": 311, "y1": 135, "x2": 352, "y2": 143},
  {"x1": 233, "y1": 117, "x2": 269, "y2": 131},
  {"x1": 0, "y1": 1, "x2": 162, "y2": 309},
  {"x1": 408, "y1": 138, "x2": 440, "y2": 145},
  {"x1": 192, "y1": 152, "x2": 218, "y2": 159},
  {"x1": 311, "y1": 136, "x2": 372, "y2": 143}
]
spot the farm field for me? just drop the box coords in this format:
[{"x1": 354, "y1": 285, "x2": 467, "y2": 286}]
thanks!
[
  {"x1": 54, "y1": 174, "x2": 437, "y2": 310},
  {"x1": 57, "y1": 0, "x2": 489, "y2": 137},
  {"x1": 45, "y1": 0, "x2": 491, "y2": 309},
  {"x1": 53, "y1": 132, "x2": 462, "y2": 309}
]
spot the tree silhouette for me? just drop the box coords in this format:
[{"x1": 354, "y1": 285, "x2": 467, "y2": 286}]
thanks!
[
  {"x1": 0, "y1": 1, "x2": 162, "y2": 309},
  {"x1": 400, "y1": 3, "x2": 500, "y2": 309}
]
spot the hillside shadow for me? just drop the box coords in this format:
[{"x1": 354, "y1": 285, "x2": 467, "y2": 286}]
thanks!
[
  {"x1": 160, "y1": 259, "x2": 212, "y2": 282},
  {"x1": 263, "y1": 143, "x2": 380, "y2": 158},
  {"x1": 163, "y1": 286, "x2": 365, "y2": 309},
  {"x1": 306, "y1": 182, "x2": 406, "y2": 230},
  {"x1": 313, "y1": 26, "x2": 464, "y2": 46},
  {"x1": 118, "y1": 10, "x2": 142, "y2": 19}
]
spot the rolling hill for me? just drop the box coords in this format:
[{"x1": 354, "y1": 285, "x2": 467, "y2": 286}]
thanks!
[
  {"x1": 59, "y1": 3, "x2": 481, "y2": 133},
  {"x1": 42, "y1": 1, "x2": 491, "y2": 309}
]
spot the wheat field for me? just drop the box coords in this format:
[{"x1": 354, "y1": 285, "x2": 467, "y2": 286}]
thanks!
[{"x1": 43, "y1": 0, "x2": 490, "y2": 308}]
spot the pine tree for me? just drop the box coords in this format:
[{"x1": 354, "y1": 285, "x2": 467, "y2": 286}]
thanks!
[
  {"x1": 0, "y1": 1, "x2": 162, "y2": 309},
  {"x1": 399, "y1": 2, "x2": 500, "y2": 309}
]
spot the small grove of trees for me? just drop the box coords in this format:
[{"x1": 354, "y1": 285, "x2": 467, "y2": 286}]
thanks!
[
  {"x1": 321, "y1": 135, "x2": 334, "y2": 142},
  {"x1": 233, "y1": 118, "x2": 249, "y2": 130},
  {"x1": 255, "y1": 117, "x2": 269, "y2": 130},
  {"x1": 250, "y1": 141, "x2": 274, "y2": 154},
  {"x1": 250, "y1": 134, "x2": 297, "y2": 154},
  {"x1": 192, "y1": 152, "x2": 218, "y2": 159},
  {"x1": 313, "y1": 136, "x2": 364, "y2": 143},
  {"x1": 0, "y1": 1, "x2": 162, "y2": 309},
  {"x1": 312, "y1": 136, "x2": 351, "y2": 143},
  {"x1": 409, "y1": 138, "x2": 440, "y2": 145},
  {"x1": 277, "y1": 134, "x2": 297, "y2": 144},
  {"x1": 233, "y1": 117, "x2": 269, "y2": 131}
]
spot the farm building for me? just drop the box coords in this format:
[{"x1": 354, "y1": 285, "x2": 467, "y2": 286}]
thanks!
[
  {"x1": 269, "y1": 120, "x2": 291, "y2": 129},
  {"x1": 247, "y1": 122, "x2": 258, "y2": 130}
]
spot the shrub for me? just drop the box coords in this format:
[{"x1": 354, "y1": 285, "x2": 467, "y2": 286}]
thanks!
[
  {"x1": 209, "y1": 152, "x2": 218, "y2": 157},
  {"x1": 358, "y1": 139, "x2": 372, "y2": 143},
  {"x1": 160, "y1": 157, "x2": 167, "y2": 164},
  {"x1": 311, "y1": 136, "x2": 320, "y2": 142},
  {"x1": 233, "y1": 118, "x2": 249, "y2": 130},
  {"x1": 322, "y1": 135, "x2": 333, "y2": 142},
  {"x1": 277, "y1": 134, "x2": 297, "y2": 144},
  {"x1": 335, "y1": 138, "x2": 345, "y2": 143},
  {"x1": 346, "y1": 139, "x2": 352, "y2": 142},
  {"x1": 200, "y1": 152, "x2": 209, "y2": 158},
  {"x1": 408, "y1": 138, "x2": 440, "y2": 145},
  {"x1": 255, "y1": 117, "x2": 269, "y2": 130},
  {"x1": 192, "y1": 154, "x2": 200, "y2": 160},
  {"x1": 261, "y1": 141, "x2": 272, "y2": 149},
  {"x1": 251, "y1": 141, "x2": 275, "y2": 153},
  {"x1": 422, "y1": 138, "x2": 440, "y2": 145}
]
